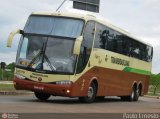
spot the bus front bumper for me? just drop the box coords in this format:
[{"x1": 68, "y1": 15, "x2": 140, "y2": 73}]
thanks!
[{"x1": 13, "y1": 78, "x2": 73, "y2": 97}]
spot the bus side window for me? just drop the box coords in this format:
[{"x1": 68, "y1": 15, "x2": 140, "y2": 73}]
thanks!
[
  {"x1": 147, "y1": 46, "x2": 153, "y2": 62},
  {"x1": 131, "y1": 41, "x2": 140, "y2": 59},
  {"x1": 94, "y1": 23, "x2": 107, "y2": 49},
  {"x1": 93, "y1": 22, "x2": 153, "y2": 63},
  {"x1": 139, "y1": 44, "x2": 147, "y2": 61},
  {"x1": 76, "y1": 21, "x2": 95, "y2": 74}
]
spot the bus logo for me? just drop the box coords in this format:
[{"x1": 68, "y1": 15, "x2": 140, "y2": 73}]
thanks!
[
  {"x1": 111, "y1": 56, "x2": 130, "y2": 66},
  {"x1": 2, "y1": 113, "x2": 7, "y2": 119},
  {"x1": 38, "y1": 77, "x2": 42, "y2": 82}
]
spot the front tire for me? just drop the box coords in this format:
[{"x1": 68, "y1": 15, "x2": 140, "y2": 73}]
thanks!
[
  {"x1": 79, "y1": 82, "x2": 97, "y2": 103},
  {"x1": 34, "y1": 92, "x2": 51, "y2": 101}
]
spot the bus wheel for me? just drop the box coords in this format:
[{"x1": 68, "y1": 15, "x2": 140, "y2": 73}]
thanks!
[
  {"x1": 79, "y1": 82, "x2": 97, "y2": 103},
  {"x1": 133, "y1": 86, "x2": 140, "y2": 101},
  {"x1": 34, "y1": 92, "x2": 51, "y2": 101},
  {"x1": 128, "y1": 85, "x2": 139, "y2": 101},
  {"x1": 121, "y1": 85, "x2": 139, "y2": 102}
]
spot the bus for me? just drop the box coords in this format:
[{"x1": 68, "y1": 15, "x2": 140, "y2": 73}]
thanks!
[{"x1": 7, "y1": 12, "x2": 153, "y2": 103}]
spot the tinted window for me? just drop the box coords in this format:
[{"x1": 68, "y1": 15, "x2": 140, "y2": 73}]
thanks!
[
  {"x1": 106, "y1": 28, "x2": 118, "y2": 52},
  {"x1": 131, "y1": 40, "x2": 141, "y2": 59},
  {"x1": 94, "y1": 23, "x2": 107, "y2": 49},
  {"x1": 146, "y1": 46, "x2": 153, "y2": 62},
  {"x1": 116, "y1": 36, "x2": 132, "y2": 56},
  {"x1": 94, "y1": 22, "x2": 153, "y2": 62}
]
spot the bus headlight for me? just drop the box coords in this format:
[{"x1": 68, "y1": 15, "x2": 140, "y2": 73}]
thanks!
[
  {"x1": 56, "y1": 81, "x2": 72, "y2": 85},
  {"x1": 14, "y1": 74, "x2": 25, "y2": 80}
]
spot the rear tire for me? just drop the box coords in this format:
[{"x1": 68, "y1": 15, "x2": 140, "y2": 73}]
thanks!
[
  {"x1": 134, "y1": 86, "x2": 140, "y2": 101},
  {"x1": 34, "y1": 92, "x2": 51, "y2": 101},
  {"x1": 79, "y1": 82, "x2": 97, "y2": 103},
  {"x1": 121, "y1": 85, "x2": 139, "y2": 102}
]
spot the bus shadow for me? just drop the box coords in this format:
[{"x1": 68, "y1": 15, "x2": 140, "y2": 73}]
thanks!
[{"x1": 29, "y1": 97, "x2": 125, "y2": 104}]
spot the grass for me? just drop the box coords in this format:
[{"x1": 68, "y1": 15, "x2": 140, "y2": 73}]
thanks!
[
  {"x1": 147, "y1": 85, "x2": 160, "y2": 96},
  {"x1": 147, "y1": 93, "x2": 160, "y2": 96},
  {"x1": 0, "y1": 84, "x2": 16, "y2": 91}
]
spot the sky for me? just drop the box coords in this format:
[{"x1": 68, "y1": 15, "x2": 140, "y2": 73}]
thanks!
[{"x1": 0, "y1": 0, "x2": 160, "y2": 74}]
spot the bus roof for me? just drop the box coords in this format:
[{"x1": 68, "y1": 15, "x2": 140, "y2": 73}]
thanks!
[{"x1": 32, "y1": 11, "x2": 152, "y2": 47}]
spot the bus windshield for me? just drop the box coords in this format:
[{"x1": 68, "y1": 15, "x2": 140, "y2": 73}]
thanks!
[
  {"x1": 16, "y1": 16, "x2": 84, "y2": 74},
  {"x1": 24, "y1": 15, "x2": 84, "y2": 38}
]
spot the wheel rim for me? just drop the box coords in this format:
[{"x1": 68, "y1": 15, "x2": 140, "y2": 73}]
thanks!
[
  {"x1": 137, "y1": 88, "x2": 140, "y2": 97},
  {"x1": 88, "y1": 86, "x2": 94, "y2": 98},
  {"x1": 131, "y1": 89, "x2": 134, "y2": 99}
]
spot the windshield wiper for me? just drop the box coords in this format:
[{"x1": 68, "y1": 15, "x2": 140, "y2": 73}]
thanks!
[
  {"x1": 27, "y1": 42, "x2": 56, "y2": 71},
  {"x1": 43, "y1": 54, "x2": 56, "y2": 71},
  {"x1": 27, "y1": 42, "x2": 45, "y2": 69}
]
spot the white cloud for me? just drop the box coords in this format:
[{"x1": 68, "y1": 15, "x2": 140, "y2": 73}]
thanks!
[
  {"x1": 0, "y1": 0, "x2": 160, "y2": 73},
  {"x1": 0, "y1": 52, "x2": 16, "y2": 64},
  {"x1": 139, "y1": 37, "x2": 160, "y2": 47}
]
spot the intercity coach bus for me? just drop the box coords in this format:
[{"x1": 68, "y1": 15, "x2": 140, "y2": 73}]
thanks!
[{"x1": 7, "y1": 12, "x2": 153, "y2": 103}]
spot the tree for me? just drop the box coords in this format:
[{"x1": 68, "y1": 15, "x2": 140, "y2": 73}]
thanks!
[
  {"x1": 150, "y1": 74, "x2": 160, "y2": 95},
  {"x1": 6, "y1": 63, "x2": 15, "y2": 70},
  {"x1": 0, "y1": 62, "x2": 15, "y2": 81}
]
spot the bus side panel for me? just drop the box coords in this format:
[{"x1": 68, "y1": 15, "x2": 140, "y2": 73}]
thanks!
[
  {"x1": 142, "y1": 75, "x2": 149, "y2": 95},
  {"x1": 71, "y1": 67, "x2": 149, "y2": 97},
  {"x1": 95, "y1": 67, "x2": 149, "y2": 96},
  {"x1": 71, "y1": 68, "x2": 99, "y2": 97}
]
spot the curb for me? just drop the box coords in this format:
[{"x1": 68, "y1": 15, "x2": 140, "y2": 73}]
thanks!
[
  {"x1": 0, "y1": 81, "x2": 13, "y2": 85},
  {"x1": 0, "y1": 91, "x2": 33, "y2": 96},
  {"x1": 144, "y1": 95, "x2": 160, "y2": 99}
]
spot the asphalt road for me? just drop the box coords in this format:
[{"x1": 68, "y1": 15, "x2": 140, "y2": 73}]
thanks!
[{"x1": 0, "y1": 95, "x2": 159, "y2": 113}]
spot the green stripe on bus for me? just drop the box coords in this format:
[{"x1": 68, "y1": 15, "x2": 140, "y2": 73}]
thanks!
[{"x1": 123, "y1": 67, "x2": 151, "y2": 75}]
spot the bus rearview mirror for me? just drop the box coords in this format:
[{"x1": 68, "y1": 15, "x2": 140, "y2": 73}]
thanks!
[
  {"x1": 73, "y1": 36, "x2": 83, "y2": 55},
  {"x1": 7, "y1": 29, "x2": 23, "y2": 48}
]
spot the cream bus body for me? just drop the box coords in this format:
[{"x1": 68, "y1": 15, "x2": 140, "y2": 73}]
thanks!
[{"x1": 8, "y1": 12, "x2": 153, "y2": 103}]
